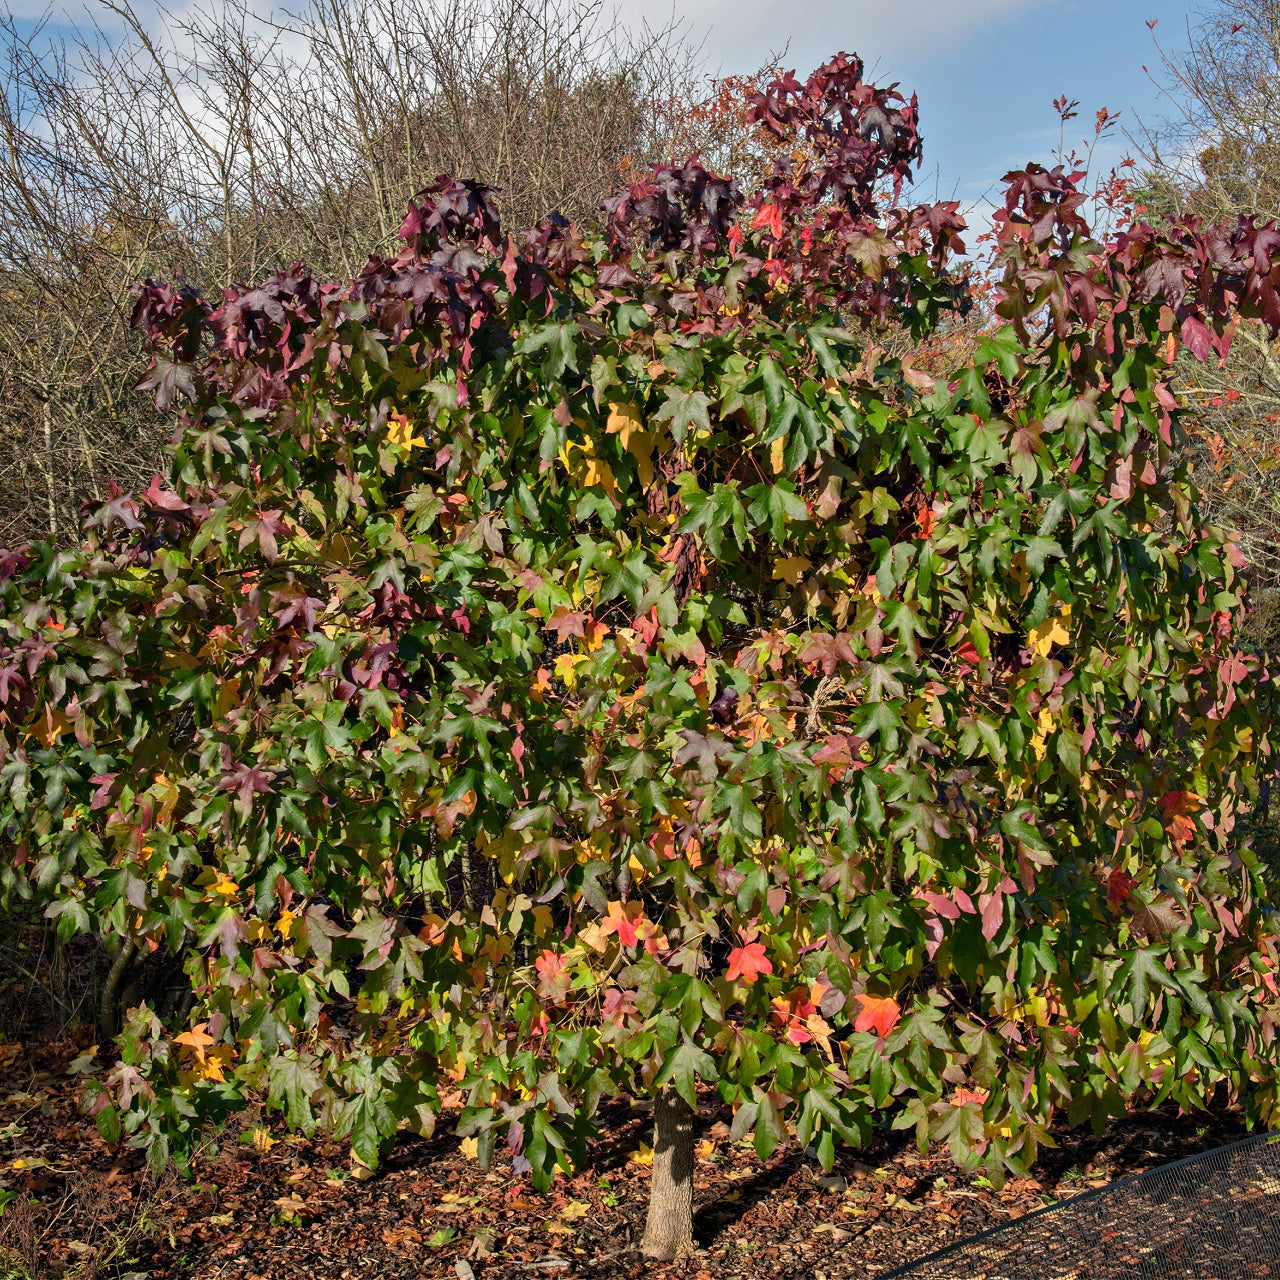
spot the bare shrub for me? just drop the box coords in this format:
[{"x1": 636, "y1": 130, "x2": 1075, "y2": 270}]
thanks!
[{"x1": 0, "y1": 0, "x2": 699, "y2": 546}]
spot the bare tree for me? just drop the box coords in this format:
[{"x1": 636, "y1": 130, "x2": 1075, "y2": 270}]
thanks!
[
  {"x1": 0, "y1": 0, "x2": 700, "y2": 546},
  {"x1": 1135, "y1": 1, "x2": 1280, "y2": 651}
]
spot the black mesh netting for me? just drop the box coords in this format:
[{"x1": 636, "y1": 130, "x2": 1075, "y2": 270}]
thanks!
[{"x1": 881, "y1": 1132, "x2": 1280, "y2": 1280}]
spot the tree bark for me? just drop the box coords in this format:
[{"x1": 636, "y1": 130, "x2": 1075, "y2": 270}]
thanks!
[
  {"x1": 641, "y1": 1086, "x2": 695, "y2": 1260},
  {"x1": 99, "y1": 938, "x2": 138, "y2": 1040}
]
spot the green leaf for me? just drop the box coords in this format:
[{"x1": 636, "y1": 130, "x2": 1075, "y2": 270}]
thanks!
[
  {"x1": 655, "y1": 1038, "x2": 716, "y2": 1110},
  {"x1": 269, "y1": 1054, "x2": 322, "y2": 1134},
  {"x1": 653, "y1": 387, "x2": 712, "y2": 442},
  {"x1": 745, "y1": 482, "x2": 808, "y2": 542}
]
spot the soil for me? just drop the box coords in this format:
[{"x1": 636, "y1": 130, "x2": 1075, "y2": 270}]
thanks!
[{"x1": 0, "y1": 1034, "x2": 1261, "y2": 1280}]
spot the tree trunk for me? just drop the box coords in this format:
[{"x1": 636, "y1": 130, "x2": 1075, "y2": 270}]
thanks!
[
  {"x1": 99, "y1": 938, "x2": 138, "y2": 1040},
  {"x1": 641, "y1": 1087, "x2": 695, "y2": 1260}
]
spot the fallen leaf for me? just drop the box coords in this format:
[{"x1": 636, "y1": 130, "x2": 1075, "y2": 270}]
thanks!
[
  {"x1": 885, "y1": 1192, "x2": 924, "y2": 1211},
  {"x1": 560, "y1": 1200, "x2": 591, "y2": 1220},
  {"x1": 469, "y1": 1229, "x2": 498, "y2": 1259},
  {"x1": 248, "y1": 1126, "x2": 275, "y2": 1153},
  {"x1": 629, "y1": 1143, "x2": 654, "y2": 1167},
  {"x1": 273, "y1": 1194, "x2": 311, "y2": 1221},
  {"x1": 813, "y1": 1223, "x2": 853, "y2": 1240}
]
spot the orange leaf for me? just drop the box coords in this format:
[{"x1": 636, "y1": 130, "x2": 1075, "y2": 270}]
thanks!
[
  {"x1": 600, "y1": 900, "x2": 645, "y2": 947},
  {"x1": 174, "y1": 1022, "x2": 216, "y2": 1063},
  {"x1": 853, "y1": 993, "x2": 901, "y2": 1039},
  {"x1": 725, "y1": 941, "x2": 772, "y2": 984}
]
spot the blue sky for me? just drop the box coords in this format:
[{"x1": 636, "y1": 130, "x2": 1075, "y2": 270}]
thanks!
[
  {"x1": 9, "y1": 0, "x2": 1199, "y2": 237},
  {"x1": 621, "y1": 0, "x2": 1196, "y2": 224}
]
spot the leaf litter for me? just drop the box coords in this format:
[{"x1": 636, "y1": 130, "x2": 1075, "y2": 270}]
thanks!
[{"x1": 0, "y1": 1035, "x2": 1255, "y2": 1280}]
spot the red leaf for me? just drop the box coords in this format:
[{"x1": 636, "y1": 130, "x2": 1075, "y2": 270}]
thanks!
[
  {"x1": 1180, "y1": 314, "x2": 1214, "y2": 361},
  {"x1": 752, "y1": 202, "x2": 784, "y2": 238},
  {"x1": 1107, "y1": 868, "x2": 1137, "y2": 906}
]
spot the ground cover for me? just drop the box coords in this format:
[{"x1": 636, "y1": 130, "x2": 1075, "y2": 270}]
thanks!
[{"x1": 0, "y1": 1034, "x2": 1253, "y2": 1280}]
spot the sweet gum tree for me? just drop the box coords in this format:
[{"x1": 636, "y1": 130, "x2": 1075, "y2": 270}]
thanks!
[{"x1": 3, "y1": 54, "x2": 1280, "y2": 1260}]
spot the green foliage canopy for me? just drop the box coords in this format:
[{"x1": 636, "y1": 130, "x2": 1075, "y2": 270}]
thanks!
[{"x1": 2, "y1": 54, "x2": 1280, "y2": 1187}]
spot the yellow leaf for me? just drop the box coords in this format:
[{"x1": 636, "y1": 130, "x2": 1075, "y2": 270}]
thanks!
[
  {"x1": 251, "y1": 1126, "x2": 276, "y2": 1153},
  {"x1": 1029, "y1": 707, "x2": 1057, "y2": 761},
  {"x1": 200, "y1": 1044, "x2": 234, "y2": 1082},
  {"x1": 545, "y1": 1221, "x2": 576, "y2": 1235},
  {"x1": 606, "y1": 402, "x2": 655, "y2": 489},
  {"x1": 628, "y1": 1143, "x2": 654, "y2": 1167},
  {"x1": 646, "y1": 360, "x2": 665, "y2": 380},
  {"x1": 276, "y1": 909, "x2": 297, "y2": 940},
  {"x1": 770, "y1": 436, "x2": 787, "y2": 475},
  {"x1": 211, "y1": 876, "x2": 238, "y2": 898},
  {"x1": 532, "y1": 904, "x2": 554, "y2": 935},
  {"x1": 560, "y1": 1200, "x2": 591, "y2": 1220},
  {"x1": 386, "y1": 413, "x2": 426, "y2": 451},
  {"x1": 578, "y1": 921, "x2": 608, "y2": 953},
  {"x1": 25, "y1": 704, "x2": 72, "y2": 746},
  {"x1": 581, "y1": 456, "x2": 617, "y2": 496},
  {"x1": 554, "y1": 653, "x2": 589, "y2": 689},
  {"x1": 152, "y1": 772, "x2": 181, "y2": 826},
  {"x1": 772, "y1": 556, "x2": 811, "y2": 586},
  {"x1": 1028, "y1": 603, "x2": 1071, "y2": 657},
  {"x1": 215, "y1": 677, "x2": 241, "y2": 718},
  {"x1": 459, "y1": 1136, "x2": 479, "y2": 1159},
  {"x1": 481, "y1": 934, "x2": 512, "y2": 965},
  {"x1": 627, "y1": 852, "x2": 647, "y2": 883},
  {"x1": 696, "y1": 1138, "x2": 716, "y2": 1161}
]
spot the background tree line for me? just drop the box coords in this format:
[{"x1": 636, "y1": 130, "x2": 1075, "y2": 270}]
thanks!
[
  {"x1": 1135, "y1": 0, "x2": 1280, "y2": 651},
  {"x1": 0, "y1": 0, "x2": 796, "y2": 551}
]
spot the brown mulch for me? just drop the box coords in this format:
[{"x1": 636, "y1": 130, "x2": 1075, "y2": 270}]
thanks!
[{"x1": 0, "y1": 1034, "x2": 1256, "y2": 1280}]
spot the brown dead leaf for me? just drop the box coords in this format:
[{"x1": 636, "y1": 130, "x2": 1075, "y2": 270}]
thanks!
[{"x1": 470, "y1": 1229, "x2": 498, "y2": 1259}]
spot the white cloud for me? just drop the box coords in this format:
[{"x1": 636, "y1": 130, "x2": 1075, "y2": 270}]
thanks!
[{"x1": 614, "y1": 0, "x2": 1045, "y2": 75}]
